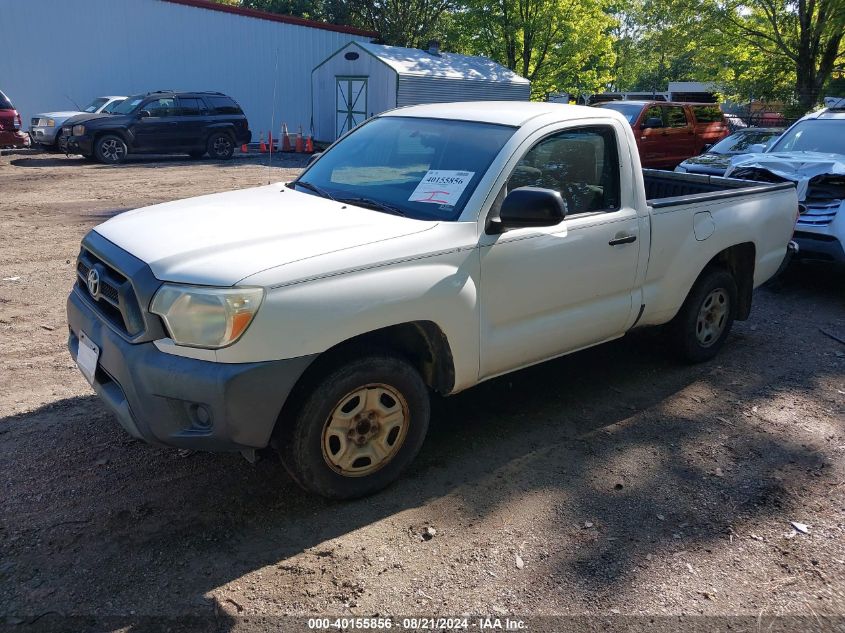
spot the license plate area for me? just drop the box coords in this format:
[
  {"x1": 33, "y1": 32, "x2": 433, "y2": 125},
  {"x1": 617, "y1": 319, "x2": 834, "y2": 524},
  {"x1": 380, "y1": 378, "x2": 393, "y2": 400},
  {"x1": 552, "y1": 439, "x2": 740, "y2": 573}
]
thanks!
[{"x1": 77, "y1": 331, "x2": 100, "y2": 385}]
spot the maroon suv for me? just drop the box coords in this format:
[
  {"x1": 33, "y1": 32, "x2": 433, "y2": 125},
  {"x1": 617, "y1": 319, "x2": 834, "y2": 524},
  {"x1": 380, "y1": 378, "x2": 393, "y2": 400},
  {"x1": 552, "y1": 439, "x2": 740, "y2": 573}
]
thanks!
[{"x1": 0, "y1": 90, "x2": 30, "y2": 149}]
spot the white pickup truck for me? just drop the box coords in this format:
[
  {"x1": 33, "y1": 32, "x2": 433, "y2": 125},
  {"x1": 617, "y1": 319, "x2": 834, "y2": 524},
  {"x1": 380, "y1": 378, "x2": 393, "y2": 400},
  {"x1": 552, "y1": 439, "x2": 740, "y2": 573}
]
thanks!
[{"x1": 67, "y1": 102, "x2": 798, "y2": 498}]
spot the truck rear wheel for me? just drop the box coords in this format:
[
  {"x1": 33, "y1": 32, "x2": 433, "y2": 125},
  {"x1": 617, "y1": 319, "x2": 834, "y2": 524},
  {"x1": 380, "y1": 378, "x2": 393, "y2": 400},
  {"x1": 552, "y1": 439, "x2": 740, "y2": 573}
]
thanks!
[
  {"x1": 277, "y1": 354, "x2": 430, "y2": 499},
  {"x1": 207, "y1": 132, "x2": 234, "y2": 160},
  {"x1": 669, "y1": 267, "x2": 737, "y2": 363}
]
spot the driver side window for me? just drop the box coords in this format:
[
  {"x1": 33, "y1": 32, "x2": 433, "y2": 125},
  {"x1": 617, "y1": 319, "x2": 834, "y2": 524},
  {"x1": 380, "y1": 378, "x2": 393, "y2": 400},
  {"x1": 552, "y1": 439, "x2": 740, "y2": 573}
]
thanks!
[
  {"x1": 507, "y1": 126, "x2": 621, "y2": 215},
  {"x1": 143, "y1": 98, "x2": 176, "y2": 117}
]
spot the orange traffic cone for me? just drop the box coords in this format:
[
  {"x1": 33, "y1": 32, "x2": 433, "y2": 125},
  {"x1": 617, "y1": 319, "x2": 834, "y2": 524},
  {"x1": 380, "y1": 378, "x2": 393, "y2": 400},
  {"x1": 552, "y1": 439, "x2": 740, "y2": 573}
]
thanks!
[
  {"x1": 295, "y1": 126, "x2": 304, "y2": 153},
  {"x1": 240, "y1": 142, "x2": 248, "y2": 153},
  {"x1": 259, "y1": 132, "x2": 267, "y2": 153},
  {"x1": 282, "y1": 123, "x2": 292, "y2": 152},
  {"x1": 305, "y1": 135, "x2": 314, "y2": 153}
]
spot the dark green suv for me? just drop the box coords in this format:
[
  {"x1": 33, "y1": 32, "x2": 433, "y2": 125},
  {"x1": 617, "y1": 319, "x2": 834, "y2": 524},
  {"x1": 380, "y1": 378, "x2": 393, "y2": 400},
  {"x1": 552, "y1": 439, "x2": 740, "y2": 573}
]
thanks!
[{"x1": 63, "y1": 91, "x2": 251, "y2": 164}]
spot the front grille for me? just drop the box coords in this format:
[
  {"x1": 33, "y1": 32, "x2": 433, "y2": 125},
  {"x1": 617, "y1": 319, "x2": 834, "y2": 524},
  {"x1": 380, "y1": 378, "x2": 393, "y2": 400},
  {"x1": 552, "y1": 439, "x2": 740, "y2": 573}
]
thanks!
[
  {"x1": 797, "y1": 200, "x2": 840, "y2": 226},
  {"x1": 76, "y1": 248, "x2": 145, "y2": 336}
]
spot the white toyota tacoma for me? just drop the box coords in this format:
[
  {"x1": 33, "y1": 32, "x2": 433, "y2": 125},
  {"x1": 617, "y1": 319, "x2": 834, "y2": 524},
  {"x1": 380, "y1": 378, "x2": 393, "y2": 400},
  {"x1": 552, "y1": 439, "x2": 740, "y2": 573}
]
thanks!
[{"x1": 67, "y1": 102, "x2": 798, "y2": 498}]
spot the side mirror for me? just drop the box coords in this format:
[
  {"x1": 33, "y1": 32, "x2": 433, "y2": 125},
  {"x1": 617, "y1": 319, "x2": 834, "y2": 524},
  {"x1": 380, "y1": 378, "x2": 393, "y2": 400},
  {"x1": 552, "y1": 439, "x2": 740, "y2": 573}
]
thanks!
[
  {"x1": 487, "y1": 187, "x2": 566, "y2": 234},
  {"x1": 701, "y1": 143, "x2": 713, "y2": 152},
  {"x1": 138, "y1": 110, "x2": 151, "y2": 118},
  {"x1": 747, "y1": 143, "x2": 766, "y2": 153},
  {"x1": 306, "y1": 151, "x2": 322, "y2": 167}
]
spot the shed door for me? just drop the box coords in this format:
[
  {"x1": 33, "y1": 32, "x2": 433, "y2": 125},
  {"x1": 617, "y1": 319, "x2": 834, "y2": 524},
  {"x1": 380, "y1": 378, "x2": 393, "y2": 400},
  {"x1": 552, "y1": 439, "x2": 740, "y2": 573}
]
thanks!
[{"x1": 336, "y1": 76, "x2": 367, "y2": 139}]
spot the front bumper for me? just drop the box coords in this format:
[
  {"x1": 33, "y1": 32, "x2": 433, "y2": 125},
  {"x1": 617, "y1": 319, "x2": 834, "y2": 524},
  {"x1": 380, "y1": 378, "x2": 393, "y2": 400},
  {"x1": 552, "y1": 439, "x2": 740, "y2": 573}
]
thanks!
[
  {"x1": 67, "y1": 286, "x2": 315, "y2": 451},
  {"x1": 65, "y1": 134, "x2": 94, "y2": 155},
  {"x1": 30, "y1": 125, "x2": 60, "y2": 145},
  {"x1": 793, "y1": 231, "x2": 845, "y2": 263}
]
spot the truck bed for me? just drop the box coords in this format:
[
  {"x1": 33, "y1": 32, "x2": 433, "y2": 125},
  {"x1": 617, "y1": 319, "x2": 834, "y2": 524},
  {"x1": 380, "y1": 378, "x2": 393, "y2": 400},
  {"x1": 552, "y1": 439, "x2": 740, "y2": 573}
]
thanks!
[{"x1": 644, "y1": 169, "x2": 796, "y2": 208}]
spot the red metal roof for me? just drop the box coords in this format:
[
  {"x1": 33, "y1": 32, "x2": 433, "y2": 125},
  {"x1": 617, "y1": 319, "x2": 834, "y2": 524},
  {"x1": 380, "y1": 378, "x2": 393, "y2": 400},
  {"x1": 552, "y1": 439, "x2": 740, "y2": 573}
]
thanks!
[{"x1": 160, "y1": 0, "x2": 378, "y2": 37}]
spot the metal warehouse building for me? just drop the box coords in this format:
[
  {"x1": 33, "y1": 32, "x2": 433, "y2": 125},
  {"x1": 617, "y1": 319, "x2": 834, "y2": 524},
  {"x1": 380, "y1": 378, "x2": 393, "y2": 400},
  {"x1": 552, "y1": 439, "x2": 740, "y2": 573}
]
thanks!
[
  {"x1": 0, "y1": 0, "x2": 376, "y2": 136},
  {"x1": 312, "y1": 42, "x2": 531, "y2": 142}
]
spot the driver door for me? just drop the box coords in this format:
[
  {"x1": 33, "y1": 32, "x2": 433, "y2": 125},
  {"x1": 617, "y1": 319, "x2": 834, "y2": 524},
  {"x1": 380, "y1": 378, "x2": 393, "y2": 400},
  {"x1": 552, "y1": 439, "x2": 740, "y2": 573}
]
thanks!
[
  {"x1": 479, "y1": 124, "x2": 642, "y2": 379},
  {"x1": 132, "y1": 97, "x2": 179, "y2": 151}
]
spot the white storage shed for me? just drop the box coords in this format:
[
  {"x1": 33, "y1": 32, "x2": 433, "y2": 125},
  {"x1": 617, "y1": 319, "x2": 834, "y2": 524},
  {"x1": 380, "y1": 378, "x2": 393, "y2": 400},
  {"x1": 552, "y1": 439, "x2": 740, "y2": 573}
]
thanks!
[
  {"x1": 311, "y1": 42, "x2": 531, "y2": 143},
  {"x1": 0, "y1": 0, "x2": 376, "y2": 136}
]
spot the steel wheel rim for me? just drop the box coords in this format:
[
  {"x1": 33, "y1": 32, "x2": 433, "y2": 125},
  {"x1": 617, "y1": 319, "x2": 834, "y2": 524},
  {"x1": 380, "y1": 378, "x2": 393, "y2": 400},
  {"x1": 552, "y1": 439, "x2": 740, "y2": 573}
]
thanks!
[
  {"x1": 321, "y1": 383, "x2": 410, "y2": 477},
  {"x1": 212, "y1": 136, "x2": 231, "y2": 156},
  {"x1": 696, "y1": 287, "x2": 729, "y2": 347},
  {"x1": 100, "y1": 138, "x2": 124, "y2": 161}
]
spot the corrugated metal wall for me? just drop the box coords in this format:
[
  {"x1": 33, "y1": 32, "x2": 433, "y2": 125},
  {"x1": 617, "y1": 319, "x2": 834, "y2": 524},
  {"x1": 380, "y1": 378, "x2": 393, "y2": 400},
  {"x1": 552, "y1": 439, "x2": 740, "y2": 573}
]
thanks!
[
  {"x1": 0, "y1": 0, "x2": 369, "y2": 136},
  {"x1": 311, "y1": 43, "x2": 397, "y2": 143},
  {"x1": 397, "y1": 77, "x2": 530, "y2": 107}
]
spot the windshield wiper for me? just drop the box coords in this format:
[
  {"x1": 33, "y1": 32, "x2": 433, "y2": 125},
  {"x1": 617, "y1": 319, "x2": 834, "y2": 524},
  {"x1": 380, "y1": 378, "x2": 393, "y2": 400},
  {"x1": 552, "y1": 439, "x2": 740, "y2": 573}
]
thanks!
[
  {"x1": 291, "y1": 180, "x2": 337, "y2": 201},
  {"x1": 336, "y1": 196, "x2": 407, "y2": 217}
]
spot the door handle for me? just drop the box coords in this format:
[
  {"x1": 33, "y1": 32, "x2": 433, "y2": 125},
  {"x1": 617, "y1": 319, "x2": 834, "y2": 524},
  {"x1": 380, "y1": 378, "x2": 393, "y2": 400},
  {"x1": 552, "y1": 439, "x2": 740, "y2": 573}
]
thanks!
[{"x1": 609, "y1": 234, "x2": 637, "y2": 246}]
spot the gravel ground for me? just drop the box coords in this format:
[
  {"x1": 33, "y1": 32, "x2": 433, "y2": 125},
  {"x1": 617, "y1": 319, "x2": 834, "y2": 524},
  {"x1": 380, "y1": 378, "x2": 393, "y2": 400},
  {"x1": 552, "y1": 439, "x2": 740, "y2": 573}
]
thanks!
[{"x1": 0, "y1": 151, "x2": 843, "y2": 632}]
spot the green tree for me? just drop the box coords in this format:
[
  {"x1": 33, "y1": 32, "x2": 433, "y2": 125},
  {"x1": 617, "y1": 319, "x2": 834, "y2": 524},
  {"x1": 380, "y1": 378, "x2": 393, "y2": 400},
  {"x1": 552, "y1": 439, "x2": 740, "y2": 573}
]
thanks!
[
  {"x1": 716, "y1": 0, "x2": 845, "y2": 112},
  {"x1": 454, "y1": 0, "x2": 616, "y2": 98}
]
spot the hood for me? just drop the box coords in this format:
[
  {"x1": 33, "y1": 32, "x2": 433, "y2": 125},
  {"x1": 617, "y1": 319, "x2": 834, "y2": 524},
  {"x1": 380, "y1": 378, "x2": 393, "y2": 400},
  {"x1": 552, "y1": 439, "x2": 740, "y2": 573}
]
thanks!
[
  {"x1": 681, "y1": 152, "x2": 731, "y2": 170},
  {"x1": 93, "y1": 184, "x2": 437, "y2": 286},
  {"x1": 35, "y1": 110, "x2": 82, "y2": 119},
  {"x1": 68, "y1": 112, "x2": 126, "y2": 127},
  {"x1": 725, "y1": 152, "x2": 845, "y2": 201}
]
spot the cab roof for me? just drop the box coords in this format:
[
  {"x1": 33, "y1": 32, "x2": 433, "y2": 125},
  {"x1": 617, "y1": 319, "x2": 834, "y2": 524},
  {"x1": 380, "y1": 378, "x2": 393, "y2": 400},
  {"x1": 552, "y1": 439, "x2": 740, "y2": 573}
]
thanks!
[{"x1": 382, "y1": 101, "x2": 613, "y2": 127}]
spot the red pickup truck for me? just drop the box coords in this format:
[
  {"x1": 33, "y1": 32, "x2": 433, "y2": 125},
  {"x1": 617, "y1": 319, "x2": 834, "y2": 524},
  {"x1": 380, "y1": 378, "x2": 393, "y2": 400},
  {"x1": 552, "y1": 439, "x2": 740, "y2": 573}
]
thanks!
[{"x1": 596, "y1": 101, "x2": 729, "y2": 169}]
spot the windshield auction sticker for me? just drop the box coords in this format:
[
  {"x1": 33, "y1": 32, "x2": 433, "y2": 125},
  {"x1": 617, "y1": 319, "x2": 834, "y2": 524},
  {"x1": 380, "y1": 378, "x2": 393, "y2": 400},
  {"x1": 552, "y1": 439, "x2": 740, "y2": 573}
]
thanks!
[{"x1": 409, "y1": 170, "x2": 475, "y2": 206}]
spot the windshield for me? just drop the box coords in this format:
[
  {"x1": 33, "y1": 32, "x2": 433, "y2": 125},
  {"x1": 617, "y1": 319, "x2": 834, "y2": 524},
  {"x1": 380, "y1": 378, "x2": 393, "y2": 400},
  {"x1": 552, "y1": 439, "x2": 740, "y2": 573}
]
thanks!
[
  {"x1": 595, "y1": 102, "x2": 643, "y2": 124},
  {"x1": 83, "y1": 98, "x2": 109, "y2": 113},
  {"x1": 0, "y1": 90, "x2": 13, "y2": 110},
  {"x1": 111, "y1": 96, "x2": 144, "y2": 115},
  {"x1": 768, "y1": 119, "x2": 845, "y2": 156},
  {"x1": 101, "y1": 99, "x2": 125, "y2": 114},
  {"x1": 294, "y1": 116, "x2": 516, "y2": 221},
  {"x1": 709, "y1": 129, "x2": 783, "y2": 154}
]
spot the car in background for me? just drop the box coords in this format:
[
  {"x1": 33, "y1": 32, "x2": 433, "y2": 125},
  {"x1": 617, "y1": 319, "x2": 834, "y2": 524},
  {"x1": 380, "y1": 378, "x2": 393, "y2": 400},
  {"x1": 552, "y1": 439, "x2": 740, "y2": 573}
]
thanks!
[
  {"x1": 64, "y1": 91, "x2": 251, "y2": 164},
  {"x1": 595, "y1": 101, "x2": 729, "y2": 169},
  {"x1": 0, "y1": 90, "x2": 30, "y2": 149},
  {"x1": 674, "y1": 127, "x2": 784, "y2": 176},
  {"x1": 724, "y1": 113, "x2": 748, "y2": 132},
  {"x1": 30, "y1": 96, "x2": 126, "y2": 150},
  {"x1": 726, "y1": 101, "x2": 845, "y2": 264}
]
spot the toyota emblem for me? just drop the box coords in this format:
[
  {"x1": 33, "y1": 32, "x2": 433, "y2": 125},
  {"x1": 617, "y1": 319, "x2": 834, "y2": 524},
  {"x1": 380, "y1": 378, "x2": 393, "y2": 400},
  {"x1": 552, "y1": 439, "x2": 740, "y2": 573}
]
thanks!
[{"x1": 87, "y1": 268, "x2": 100, "y2": 299}]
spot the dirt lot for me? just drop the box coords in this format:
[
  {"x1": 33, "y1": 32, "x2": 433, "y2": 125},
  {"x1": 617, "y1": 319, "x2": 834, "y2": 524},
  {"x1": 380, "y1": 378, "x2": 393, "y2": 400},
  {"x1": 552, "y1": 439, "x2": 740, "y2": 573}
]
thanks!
[{"x1": 1, "y1": 151, "x2": 844, "y2": 632}]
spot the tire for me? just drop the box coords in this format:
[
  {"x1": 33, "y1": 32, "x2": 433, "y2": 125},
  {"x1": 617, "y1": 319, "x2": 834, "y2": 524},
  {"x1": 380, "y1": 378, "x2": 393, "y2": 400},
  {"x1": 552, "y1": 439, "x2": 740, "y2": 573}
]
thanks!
[
  {"x1": 207, "y1": 132, "x2": 234, "y2": 160},
  {"x1": 668, "y1": 267, "x2": 737, "y2": 363},
  {"x1": 94, "y1": 134, "x2": 127, "y2": 164},
  {"x1": 277, "y1": 354, "x2": 430, "y2": 499},
  {"x1": 188, "y1": 150, "x2": 205, "y2": 159}
]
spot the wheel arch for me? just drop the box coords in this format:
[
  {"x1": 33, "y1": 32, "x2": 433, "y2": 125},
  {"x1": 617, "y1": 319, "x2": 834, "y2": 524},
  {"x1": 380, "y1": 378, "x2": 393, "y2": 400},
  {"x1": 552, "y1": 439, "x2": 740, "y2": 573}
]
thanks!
[
  {"x1": 272, "y1": 320, "x2": 455, "y2": 437},
  {"x1": 704, "y1": 242, "x2": 756, "y2": 320},
  {"x1": 92, "y1": 128, "x2": 130, "y2": 149}
]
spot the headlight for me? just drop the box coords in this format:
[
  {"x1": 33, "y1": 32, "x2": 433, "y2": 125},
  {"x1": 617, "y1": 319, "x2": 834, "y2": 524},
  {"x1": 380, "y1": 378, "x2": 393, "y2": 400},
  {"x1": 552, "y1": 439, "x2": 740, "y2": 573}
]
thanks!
[
  {"x1": 150, "y1": 285, "x2": 264, "y2": 349},
  {"x1": 46, "y1": 118, "x2": 55, "y2": 127},
  {"x1": 72, "y1": 124, "x2": 85, "y2": 136}
]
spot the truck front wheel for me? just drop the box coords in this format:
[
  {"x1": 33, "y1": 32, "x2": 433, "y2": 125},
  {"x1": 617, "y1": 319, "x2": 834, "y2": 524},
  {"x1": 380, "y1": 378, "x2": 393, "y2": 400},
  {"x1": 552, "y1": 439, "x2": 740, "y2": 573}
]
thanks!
[
  {"x1": 670, "y1": 267, "x2": 737, "y2": 363},
  {"x1": 277, "y1": 354, "x2": 430, "y2": 499}
]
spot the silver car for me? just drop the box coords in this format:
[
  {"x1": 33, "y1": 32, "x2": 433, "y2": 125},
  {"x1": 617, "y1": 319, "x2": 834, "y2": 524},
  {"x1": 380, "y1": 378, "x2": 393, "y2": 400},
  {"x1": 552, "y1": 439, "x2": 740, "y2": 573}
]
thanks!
[{"x1": 30, "y1": 96, "x2": 126, "y2": 148}]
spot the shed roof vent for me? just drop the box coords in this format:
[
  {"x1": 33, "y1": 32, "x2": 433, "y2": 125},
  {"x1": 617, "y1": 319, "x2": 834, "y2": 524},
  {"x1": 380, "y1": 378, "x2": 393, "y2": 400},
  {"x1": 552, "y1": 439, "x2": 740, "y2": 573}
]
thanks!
[{"x1": 427, "y1": 40, "x2": 441, "y2": 56}]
